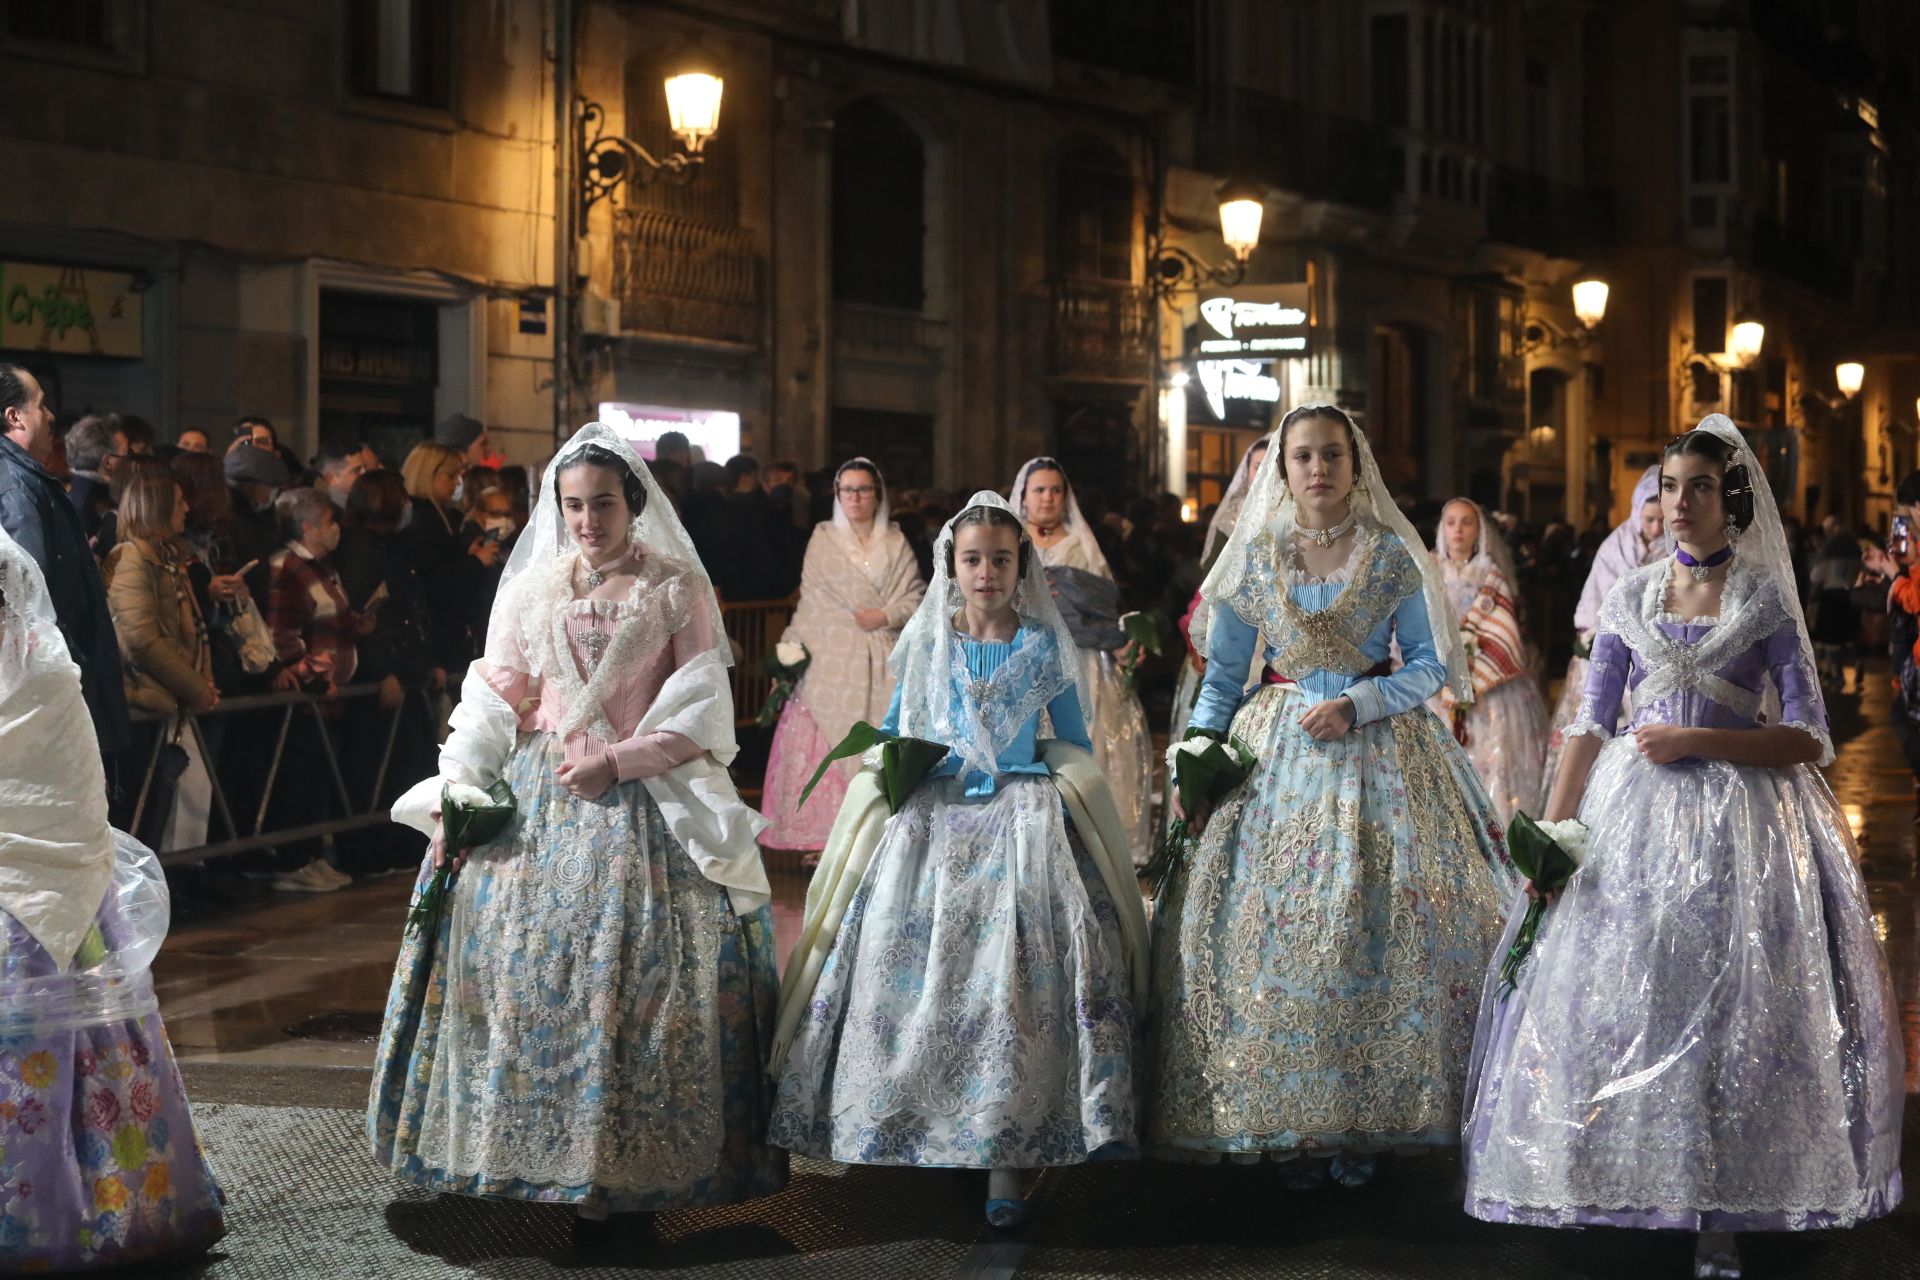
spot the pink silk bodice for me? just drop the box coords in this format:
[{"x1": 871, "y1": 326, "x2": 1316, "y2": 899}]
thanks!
[{"x1": 481, "y1": 595, "x2": 719, "y2": 783}]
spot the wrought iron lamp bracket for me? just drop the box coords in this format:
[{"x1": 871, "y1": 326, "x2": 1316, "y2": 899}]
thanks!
[
  {"x1": 1149, "y1": 244, "x2": 1247, "y2": 303},
  {"x1": 577, "y1": 97, "x2": 703, "y2": 216}
]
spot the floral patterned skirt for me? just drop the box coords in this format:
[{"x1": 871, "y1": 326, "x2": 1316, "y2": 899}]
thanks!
[
  {"x1": 1459, "y1": 676, "x2": 1550, "y2": 826},
  {"x1": 368, "y1": 732, "x2": 788, "y2": 1213},
  {"x1": 759, "y1": 695, "x2": 846, "y2": 852},
  {"x1": 768, "y1": 773, "x2": 1138, "y2": 1168},
  {"x1": 1149, "y1": 684, "x2": 1513, "y2": 1159},
  {"x1": 0, "y1": 899, "x2": 225, "y2": 1270}
]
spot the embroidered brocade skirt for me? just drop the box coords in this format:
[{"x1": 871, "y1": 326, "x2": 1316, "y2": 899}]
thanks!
[
  {"x1": 1458, "y1": 676, "x2": 1551, "y2": 826},
  {"x1": 1463, "y1": 742, "x2": 1904, "y2": 1231},
  {"x1": 768, "y1": 774, "x2": 1138, "y2": 1168},
  {"x1": 1148, "y1": 683, "x2": 1512, "y2": 1159},
  {"x1": 1075, "y1": 648, "x2": 1155, "y2": 868},
  {"x1": 368, "y1": 732, "x2": 788, "y2": 1212}
]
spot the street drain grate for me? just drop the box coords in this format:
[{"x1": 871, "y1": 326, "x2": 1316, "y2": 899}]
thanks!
[{"x1": 283, "y1": 1010, "x2": 386, "y2": 1041}]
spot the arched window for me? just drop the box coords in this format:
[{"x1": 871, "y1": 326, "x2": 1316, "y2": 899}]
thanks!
[{"x1": 832, "y1": 99, "x2": 925, "y2": 311}]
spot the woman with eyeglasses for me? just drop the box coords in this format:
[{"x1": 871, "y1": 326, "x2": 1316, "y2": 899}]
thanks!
[{"x1": 759, "y1": 458, "x2": 926, "y2": 856}]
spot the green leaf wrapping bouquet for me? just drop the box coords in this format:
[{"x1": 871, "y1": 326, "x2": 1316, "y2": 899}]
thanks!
[
  {"x1": 1497, "y1": 811, "x2": 1586, "y2": 996},
  {"x1": 405, "y1": 778, "x2": 516, "y2": 939},
  {"x1": 1143, "y1": 728, "x2": 1256, "y2": 885},
  {"x1": 758, "y1": 640, "x2": 812, "y2": 727},
  {"x1": 798, "y1": 720, "x2": 949, "y2": 815},
  {"x1": 1118, "y1": 610, "x2": 1167, "y2": 695}
]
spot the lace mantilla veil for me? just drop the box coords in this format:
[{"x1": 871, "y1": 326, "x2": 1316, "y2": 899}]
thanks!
[
  {"x1": 1193, "y1": 408, "x2": 1474, "y2": 703},
  {"x1": 1204, "y1": 434, "x2": 1274, "y2": 564},
  {"x1": 485, "y1": 422, "x2": 728, "y2": 682},
  {"x1": 1011, "y1": 456, "x2": 1113, "y2": 578},
  {"x1": 829, "y1": 456, "x2": 893, "y2": 540},
  {"x1": 889, "y1": 491, "x2": 1086, "y2": 782},
  {"x1": 1689, "y1": 412, "x2": 1828, "y2": 746},
  {"x1": 1434, "y1": 497, "x2": 1524, "y2": 603}
]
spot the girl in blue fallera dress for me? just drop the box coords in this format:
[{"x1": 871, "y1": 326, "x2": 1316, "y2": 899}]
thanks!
[
  {"x1": 768, "y1": 492, "x2": 1149, "y2": 1229},
  {"x1": 1148, "y1": 404, "x2": 1517, "y2": 1187}
]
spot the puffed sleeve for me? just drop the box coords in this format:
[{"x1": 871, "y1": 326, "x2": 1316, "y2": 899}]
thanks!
[
  {"x1": 1344, "y1": 588, "x2": 1445, "y2": 725},
  {"x1": 1566, "y1": 631, "x2": 1632, "y2": 740},
  {"x1": 1191, "y1": 603, "x2": 1261, "y2": 735},
  {"x1": 1763, "y1": 622, "x2": 1834, "y2": 765}
]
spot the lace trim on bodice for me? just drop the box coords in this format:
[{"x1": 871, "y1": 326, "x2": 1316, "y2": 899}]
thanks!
[
  {"x1": 1580, "y1": 560, "x2": 1832, "y2": 761},
  {"x1": 940, "y1": 624, "x2": 1072, "y2": 779},
  {"x1": 1283, "y1": 534, "x2": 1359, "y2": 587},
  {"x1": 1228, "y1": 525, "x2": 1420, "y2": 678},
  {"x1": 515, "y1": 551, "x2": 698, "y2": 742}
]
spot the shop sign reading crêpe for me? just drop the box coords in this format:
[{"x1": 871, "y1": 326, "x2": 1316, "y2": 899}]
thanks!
[{"x1": 0, "y1": 261, "x2": 144, "y2": 358}]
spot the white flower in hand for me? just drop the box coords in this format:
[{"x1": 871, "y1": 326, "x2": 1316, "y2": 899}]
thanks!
[
  {"x1": 860, "y1": 743, "x2": 887, "y2": 771},
  {"x1": 443, "y1": 781, "x2": 494, "y2": 808},
  {"x1": 1165, "y1": 736, "x2": 1215, "y2": 772},
  {"x1": 776, "y1": 640, "x2": 808, "y2": 667},
  {"x1": 1535, "y1": 818, "x2": 1588, "y2": 863}
]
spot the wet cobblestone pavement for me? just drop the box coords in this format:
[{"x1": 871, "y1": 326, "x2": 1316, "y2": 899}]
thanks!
[{"x1": 146, "y1": 662, "x2": 1920, "y2": 1278}]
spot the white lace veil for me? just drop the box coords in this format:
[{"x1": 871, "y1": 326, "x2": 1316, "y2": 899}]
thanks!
[
  {"x1": 0, "y1": 521, "x2": 67, "y2": 696},
  {"x1": 1011, "y1": 456, "x2": 1113, "y2": 577},
  {"x1": 487, "y1": 421, "x2": 728, "y2": 678},
  {"x1": 1203, "y1": 434, "x2": 1274, "y2": 564},
  {"x1": 1692, "y1": 412, "x2": 1826, "y2": 737},
  {"x1": 1434, "y1": 498, "x2": 1523, "y2": 600},
  {"x1": 889, "y1": 491, "x2": 1085, "y2": 782},
  {"x1": 1194, "y1": 404, "x2": 1472, "y2": 702}
]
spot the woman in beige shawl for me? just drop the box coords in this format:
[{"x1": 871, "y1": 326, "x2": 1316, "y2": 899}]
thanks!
[{"x1": 760, "y1": 458, "x2": 925, "y2": 852}]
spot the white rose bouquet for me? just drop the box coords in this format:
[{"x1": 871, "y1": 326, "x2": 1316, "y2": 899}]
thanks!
[
  {"x1": 1143, "y1": 729, "x2": 1256, "y2": 885},
  {"x1": 1498, "y1": 811, "x2": 1587, "y2": 996},
  {"x1": 405, "y1": 778, "x2": 515, "y2": 940},
  {"x1": 758, "y1": 640, "x2": 811, "y2": 726}
]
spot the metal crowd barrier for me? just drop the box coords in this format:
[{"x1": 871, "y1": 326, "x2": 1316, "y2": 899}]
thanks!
[
  {"x1": 126, "y1": 682, "x2": 441, "y2": 869},
  {"x1": 721, "y1": 595, "x2": 797, "y2": 728}
]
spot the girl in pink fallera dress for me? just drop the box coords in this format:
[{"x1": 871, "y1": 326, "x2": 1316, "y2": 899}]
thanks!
[{"x1": 370, "y1": 423, "x2": 786, "y2": 1252}]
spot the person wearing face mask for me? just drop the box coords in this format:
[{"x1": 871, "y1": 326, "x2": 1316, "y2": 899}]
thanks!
[
  {"x1": 222, "y1": 441, "x2": 289, "y2": 594},
  {"x1": 1012, "y1": 457, "x2": 1156, "y2": 866},
  {"x1": 1148, "y1": 404, "x2": 1516, "y2": 1190},
  {"x1": 1541, "y1": 466, "x2": 1663, "y2": 802},
  {"x1": 769, "y1": 494, "x2": 1148, "y2": 1231},
  {"x1": 1429, "y1": 498, "x2": 1551, "y2": 825},
  {"x1": 759, "y1": 458, "x2": 925, "y2": 858}
]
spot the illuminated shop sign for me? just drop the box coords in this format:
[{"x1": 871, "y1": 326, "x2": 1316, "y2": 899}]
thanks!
[
  {"x1": 1187, "y1": 284, "x2": 1309, "y2": 424},
  {"x1": 598, "y1": 402, "x2": 741, "y2": 463}
]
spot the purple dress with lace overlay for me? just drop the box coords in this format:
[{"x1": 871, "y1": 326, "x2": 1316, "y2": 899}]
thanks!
[{"x1": 1461, "y1": 563, "x2": 1903, "y2": 1232}]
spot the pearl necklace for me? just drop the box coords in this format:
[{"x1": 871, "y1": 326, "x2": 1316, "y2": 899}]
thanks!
[{"x1": 1295, "y1": 509, "x2": 1357, "y2": 549}]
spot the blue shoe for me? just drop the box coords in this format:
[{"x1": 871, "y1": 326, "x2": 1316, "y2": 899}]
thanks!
[
  {"x1": 1329, "y1": 1155, "x2": 1376, "y2": 1187},
  {"x1": 985, "y1": 1198, "x2": 1027, "y2": 1229},
  {"x1": 1280, "y1": 1159, "x2": 1329, "y2": 1191}
]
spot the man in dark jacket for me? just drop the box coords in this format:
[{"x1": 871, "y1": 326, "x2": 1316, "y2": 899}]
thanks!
[{"x1": 0, "y1": 364, "x2": 131, "y2": 755}]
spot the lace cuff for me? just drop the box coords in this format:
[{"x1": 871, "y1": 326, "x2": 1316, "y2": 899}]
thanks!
[
  {"x1": 1562, "y1": 720, "x2": 1612, "y2": 742},
  {"x1": 1780, "y1": 719, "x2": 1836, "y2": 768}
]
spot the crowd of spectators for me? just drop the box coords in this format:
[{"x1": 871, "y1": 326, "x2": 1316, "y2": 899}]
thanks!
[{"x1": 9, "y1": 358, "x2": 1916, "y2": 914}]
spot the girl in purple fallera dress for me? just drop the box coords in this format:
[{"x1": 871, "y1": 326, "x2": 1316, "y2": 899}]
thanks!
[
  {"x1": 0, "y1": 524, "x2": 225, "y2": 1271},
  {"x1": 1462, "y1": 416, "x2": 1903, "y2": 1279}
]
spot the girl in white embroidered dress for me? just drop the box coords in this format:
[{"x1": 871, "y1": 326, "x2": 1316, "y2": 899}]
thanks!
[
  {"x1": 371, "y1": 425, "x2": 785, "y2": 1250},
  {"x1": 760, "y1": 458, "x2": 925, "y2": 853}
]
